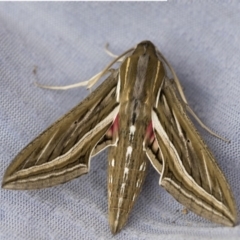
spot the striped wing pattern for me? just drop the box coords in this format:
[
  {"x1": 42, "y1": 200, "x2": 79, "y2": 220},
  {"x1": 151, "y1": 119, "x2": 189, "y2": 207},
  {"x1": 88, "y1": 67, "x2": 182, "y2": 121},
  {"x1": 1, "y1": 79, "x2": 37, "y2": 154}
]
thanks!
[
  {"x1": 149, "y1": 78, "x2": 237, "y2": 226},
  {"x1": 2, "y1": 72, "x2": 119, "y2": 189}
]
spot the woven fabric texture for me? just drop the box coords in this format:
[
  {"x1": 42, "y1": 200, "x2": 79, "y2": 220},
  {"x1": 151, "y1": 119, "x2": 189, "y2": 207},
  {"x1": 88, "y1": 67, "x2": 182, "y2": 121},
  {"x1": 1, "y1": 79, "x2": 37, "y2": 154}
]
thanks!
[{"x1": 0, "y1": 2, "x2": 239, "y2": 239}]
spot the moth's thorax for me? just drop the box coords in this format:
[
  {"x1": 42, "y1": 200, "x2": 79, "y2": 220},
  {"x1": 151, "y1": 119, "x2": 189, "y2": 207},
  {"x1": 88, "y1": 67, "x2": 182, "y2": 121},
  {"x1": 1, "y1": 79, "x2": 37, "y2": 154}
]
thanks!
[{"x1": 118, "y1": 41, "x2": 165, "y2": 108}]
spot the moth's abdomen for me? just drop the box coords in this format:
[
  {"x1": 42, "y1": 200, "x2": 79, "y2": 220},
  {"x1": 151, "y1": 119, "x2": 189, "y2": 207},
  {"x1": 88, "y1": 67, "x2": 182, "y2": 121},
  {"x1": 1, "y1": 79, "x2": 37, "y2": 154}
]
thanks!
[{"x1": 107, "y1": 147, "x2": 148, "y2": 234}]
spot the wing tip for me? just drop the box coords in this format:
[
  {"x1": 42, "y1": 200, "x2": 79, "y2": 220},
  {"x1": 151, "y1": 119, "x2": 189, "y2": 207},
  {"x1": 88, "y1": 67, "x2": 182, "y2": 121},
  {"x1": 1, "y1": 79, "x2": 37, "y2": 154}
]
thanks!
[{"x1": 1, "y1": 178, "x2": 17, "y2": 190}]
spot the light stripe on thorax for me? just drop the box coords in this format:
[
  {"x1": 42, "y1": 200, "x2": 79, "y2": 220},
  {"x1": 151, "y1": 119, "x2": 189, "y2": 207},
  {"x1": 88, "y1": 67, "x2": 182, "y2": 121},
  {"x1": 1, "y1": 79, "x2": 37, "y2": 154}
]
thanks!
[{"x1": 130, "y1": 53, "x2": 150, "y2": 127}]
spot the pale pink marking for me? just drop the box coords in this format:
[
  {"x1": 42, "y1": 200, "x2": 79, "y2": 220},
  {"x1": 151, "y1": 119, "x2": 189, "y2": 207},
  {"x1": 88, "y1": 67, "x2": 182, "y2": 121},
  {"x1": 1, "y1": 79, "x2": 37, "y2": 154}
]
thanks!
[{"x1": 145, "y1": 121, "x2": 155, "y2": 143}]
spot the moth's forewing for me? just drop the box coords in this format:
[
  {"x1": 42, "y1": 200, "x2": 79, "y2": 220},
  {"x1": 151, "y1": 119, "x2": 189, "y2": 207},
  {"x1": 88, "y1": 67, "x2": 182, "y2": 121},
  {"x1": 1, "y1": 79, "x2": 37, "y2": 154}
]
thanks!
[
  {"x1": 149, "y1": 78, "x2": 237, "y2": 226},
  {"x1": 2, "y1": 71, "x2": 119, "y2": 190}
]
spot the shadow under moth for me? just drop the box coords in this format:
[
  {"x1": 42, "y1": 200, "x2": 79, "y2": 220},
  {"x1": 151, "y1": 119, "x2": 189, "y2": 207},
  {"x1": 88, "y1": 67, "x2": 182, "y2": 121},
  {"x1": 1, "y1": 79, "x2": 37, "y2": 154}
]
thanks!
[{"x1": 2, "y1": 41, "x2": 237, "y2": 234}]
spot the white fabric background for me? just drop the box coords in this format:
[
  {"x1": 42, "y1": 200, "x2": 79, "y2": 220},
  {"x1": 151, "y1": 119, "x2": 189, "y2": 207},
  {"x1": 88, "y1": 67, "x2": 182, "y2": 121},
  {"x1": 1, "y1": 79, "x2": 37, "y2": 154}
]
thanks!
[{"x1": 0, "y1": 2, "x2": 240, "y2": 239}]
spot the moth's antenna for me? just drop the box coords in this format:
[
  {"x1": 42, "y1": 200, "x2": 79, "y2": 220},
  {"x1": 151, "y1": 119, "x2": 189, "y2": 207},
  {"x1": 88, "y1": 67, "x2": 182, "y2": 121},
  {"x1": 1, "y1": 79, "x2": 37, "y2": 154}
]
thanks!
[
  {"x1": 157, "y1": 49, "x2": 230, "y2": 143},
  {"x1": 35, "y1": 46, "x2": 134, "y2": 90}
]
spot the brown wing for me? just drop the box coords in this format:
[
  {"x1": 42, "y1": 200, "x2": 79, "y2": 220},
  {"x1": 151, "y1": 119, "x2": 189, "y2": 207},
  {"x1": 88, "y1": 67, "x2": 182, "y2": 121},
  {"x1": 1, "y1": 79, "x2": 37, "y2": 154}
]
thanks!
[
  {"x1": 148, "y1": 79, "x2": 237, "y2": 226},
  {"x1": 2, "y1": 71, "x2": 119, "y2": 190}
]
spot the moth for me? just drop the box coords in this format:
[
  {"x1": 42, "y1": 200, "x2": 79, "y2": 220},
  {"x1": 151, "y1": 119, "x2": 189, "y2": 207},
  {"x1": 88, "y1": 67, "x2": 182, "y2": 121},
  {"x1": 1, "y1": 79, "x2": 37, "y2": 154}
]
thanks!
[{"x1": 2, "y1": 41, "x2": 237, "y2": 234}]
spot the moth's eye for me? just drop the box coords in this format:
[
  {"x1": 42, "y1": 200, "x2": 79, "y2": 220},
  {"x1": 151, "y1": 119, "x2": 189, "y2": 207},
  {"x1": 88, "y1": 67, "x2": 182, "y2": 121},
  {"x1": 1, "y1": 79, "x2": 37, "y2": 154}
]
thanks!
[
  {"x1": 74, "y1": 121, "x2": 78, "y2": 124},
  {"x1": 187, "y1": 139, "x2": 190, "y2": 143}
]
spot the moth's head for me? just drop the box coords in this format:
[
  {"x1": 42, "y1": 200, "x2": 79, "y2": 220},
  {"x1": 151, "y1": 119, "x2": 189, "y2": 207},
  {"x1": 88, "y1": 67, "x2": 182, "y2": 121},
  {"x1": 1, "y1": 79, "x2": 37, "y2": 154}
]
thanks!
[{"x1": 132, "y1": 40, "x2": 158, "y2": 57}]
